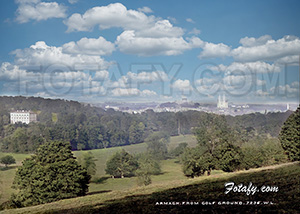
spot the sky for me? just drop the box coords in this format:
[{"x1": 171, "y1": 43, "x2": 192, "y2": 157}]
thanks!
[{"x1": 0, "y1": 0, "x2": 299, "y2": 104}]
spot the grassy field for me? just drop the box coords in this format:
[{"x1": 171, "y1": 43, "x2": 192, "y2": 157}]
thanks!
[
  {"x1": 0, "y1": 135, "x2": 197, "y2": 204},
  {"x1": 0, "y1": 162, "x2": 298, "y2": 214}
]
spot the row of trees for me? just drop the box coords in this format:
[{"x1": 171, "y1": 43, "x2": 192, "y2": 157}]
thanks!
[
  {"x1": 105, "y1": 132, "x2": 169, "y2": 185},
  {"x1": 0, "y1": 96, "x2": 293, "y2": 153},
  {"x1": 180, "y1": 112, "x2": 291, "y2": 178}
]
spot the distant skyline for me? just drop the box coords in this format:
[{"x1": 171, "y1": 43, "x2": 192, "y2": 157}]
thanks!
[{"x1": 0, "y1": 0, "x2": 299, "y2": 104}]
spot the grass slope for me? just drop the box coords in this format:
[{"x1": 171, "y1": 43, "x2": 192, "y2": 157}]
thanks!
[
  {"x1": 0, "y1": 135, "x2": 197, "y2": 204},
  {"x1": 1, "y1": 162, "x2": 298, "y2": 214}
]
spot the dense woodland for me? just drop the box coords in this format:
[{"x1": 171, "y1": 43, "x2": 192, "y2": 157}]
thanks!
[{"x1": 0, "y1": 96, "x2": 293, "y2": 153}]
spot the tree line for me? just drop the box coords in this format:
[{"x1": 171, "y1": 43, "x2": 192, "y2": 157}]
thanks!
[{"x1": 0, "y1": 96, "x2": 293, "y2": 153}]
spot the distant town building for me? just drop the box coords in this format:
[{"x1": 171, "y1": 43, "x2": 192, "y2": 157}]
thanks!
[
  {"x1": 217, "y1": 94, "x2": 228, "y2": 109},
  {"x1": 10, "y1": 110, "x2": 37, "y2": 124}
]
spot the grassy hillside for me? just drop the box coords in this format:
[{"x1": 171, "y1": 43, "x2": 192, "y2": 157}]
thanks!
[
  {"x1": 0, "y1": 135, "x2": 197, "y2": 204},
  {"x1": 1, "y1": 162, "x2": 298, "y2": 214}
]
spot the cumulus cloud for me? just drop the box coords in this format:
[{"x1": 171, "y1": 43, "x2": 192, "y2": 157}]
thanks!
[
  {"x1": 64, "y1": 3, "x2": 184, "y2": 38},
  {"x1": 188, "y1": 28, "x2": 201, "y2": 35},
  {"x1": 15, "y1": 0, "x2": 67, "y2": 23},
  {"x1": 68, "y1": 0, "x2": 78, "y2": 4},
  {"x1": 64, "y1": 3, "x2": 157, "y2": 32},
  {"x1": 239, "y1": 35, "x2": 272, "y2": 47},
  {"x1": 110, "y1": 70, "x2": 168, "y2": 88},
  {"x1": 116, "y1": 31, "x2": 202, "y2": 56},
  {"x1": 270, "y1": 82, "x2": 299, "y2": 97},
  {"x1": 0, "y1": 62, "x2": 29, "y2": 80},
  {"x1": 137, "y1": 6, "x2": 153, "y2": 13},
  {"x1": 12, "y1": 41, "x2": 108, "y2": 69},
  {"x1": 232, "y1": 35, "x2": 300, "y2": 62},
  {"x1": 62, "y1": 36, "x2": 115, "y2": 56},
  {"x1": 186, "y1": 18, "x2": 195, "y2": 23},
  {"x1": 135, "y1": 20, "x2": 184, "y2": 38},
  {"x1": 111, "y1": 88, "x2": 156, "y2": 97},
  {"x1": 172, "y1": 79, "x2": 193, "y2": 92},
  {"x1": 198, "y1": 42, "x2": 231, "y2": 59},
  {"x1": 212, "y1": 61, "x2": 281, "y2": 74}
]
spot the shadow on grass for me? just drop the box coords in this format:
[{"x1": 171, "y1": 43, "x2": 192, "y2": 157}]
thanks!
[
  {"x1": 87, "y1": 190, "x2": 111, "y2": 196},
  {"x1": 50, "y1": 163, "x2": 300, "y2": 214},
  {"x1": 0, "y1": 166, "x2": 18, "y2": 171},
  {"x1": 8, "y1": 163, "x2": 300, "y2": 214},
  {"x1": 92, "y1": 176, "x2": 110, "y2": 184}
]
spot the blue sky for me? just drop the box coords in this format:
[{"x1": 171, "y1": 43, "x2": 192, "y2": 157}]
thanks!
[{"x1": 0, "y1": 0, "x2": 299, "y2": 104}]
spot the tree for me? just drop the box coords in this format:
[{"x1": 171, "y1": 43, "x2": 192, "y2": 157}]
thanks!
[
  {"x1": 279, "y1": 105, "x2": 300, "y2": 161},
  {"x1": 170, "y1": 142, "x2": 188, "y2": 157},
  {"x1": 11, "y1": 141, "x2": 90, "y2": 207},
  {"x1": 214, "y1": 142, "x2": 243, "y2": 172},
  {"x1": 180, "y1": 148, "x2": 213, "y2": 178},
  {"x1": 193, "y1": 114, "x2": 235, "y2": 175},
  {"x1": 80, "y1": 152, "x2": 97, "y2": 177},
  {"x1": 105, "y1": 149, "x2": 138, "y2": 178},
  {"x1": 145, "y1": 132, "x2": 169, "y2": 160},
  {"x1": 135, "y1": 153, "x2": 161, "y2": 186},
  {"x1": 0, "y1": 155, "x2": 16, "y2": 168}
]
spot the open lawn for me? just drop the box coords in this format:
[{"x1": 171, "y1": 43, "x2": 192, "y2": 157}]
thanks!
[
  {"x1": 0, "y1": 135, "x2": 197, "y2": 204},
  {"x1": 0, "y1": 162, "x2": 298, "y2": 214}
]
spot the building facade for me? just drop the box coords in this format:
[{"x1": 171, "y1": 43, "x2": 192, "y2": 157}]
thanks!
[
  {"x1": 217, "y1": 94, "x2": 228, "y2": 109},
  {"x1": 10, "y1": 110, "x2": 37, "y2": 124}
]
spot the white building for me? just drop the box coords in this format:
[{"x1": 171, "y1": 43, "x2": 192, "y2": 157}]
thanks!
[
  {"x1": 217, "y1": 94, "x2": 228, "y2": 109},
  {"x1": 10, "y1": 110, "x2": 37, "y2": 124}
]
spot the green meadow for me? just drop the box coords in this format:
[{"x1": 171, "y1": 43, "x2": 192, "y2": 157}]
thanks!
[{"x1": 0, "y1": 135, "x2": 197, "y2": 204}]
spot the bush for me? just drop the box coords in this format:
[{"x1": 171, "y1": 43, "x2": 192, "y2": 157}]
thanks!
[
  {"x1": 11, "y1": 141, "x2": 90, "y2": 207},
  {"x1": 105, "y1": 149, "x2": 138, "y2": 178},
  {"x1": 0, "y1": 155, "x2": 16, "y2": 168}
]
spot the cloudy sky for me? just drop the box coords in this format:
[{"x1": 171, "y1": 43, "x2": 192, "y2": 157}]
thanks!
[{"x1": 0, "y1": 0, "x2": 299, "y2": 104}]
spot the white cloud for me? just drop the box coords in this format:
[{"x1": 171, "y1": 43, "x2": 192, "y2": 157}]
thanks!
[
  {"x1": 68, "y1": 0, "x2": 78, "y2": 4},
  {"x1": 172, "y1": 79, "x2": 193, "y2": 92},
  {"x1": 186, "y1": 18, "x2": 195, "y2": 23},
  {"x1": 0, "y1": 62, "x2": 29, "y2": 80},
  {"x1": 255, "y1": 89, "x2": 269, "y2": 96},
  {"x1": 198, "y1": 42, "x2": 231, "y2": 59},
  {"x1": 111, "y1": 88, "x2": 156, "y2": 97},
  {"x1": 188, "y1": 28, "x2": 201, "y2": 35},
  {"x1": 62, "y1": 36, "x2": 115, "y2": 56},
  {"x1": 275, "y1": 55, "x2": 299, "y2": 65},
  {"x1": 270, "y1": 83, "x2": 299, "y2": 97},
  {"x1": 135, "y1": 20, "x2": 184, "y2": 38},
  {"x1": 12, "y1": 41, "x2": 108, "y2": 69},
  {"x1": 64, "y1": 3, "x2": 184, "y2": 39},
  {"x1": 64, "y1": 3, "x2": 157, "y2": 32},
  {"x1": 127, "y1": 70, "x2": 168, "y2": 82},
  {"x1": 212, "y1": 61, "x2": 281, "y2": 74},
  {"x1": 239, "y1": 35, "x2": 272, "y2": 47},
  {"x1": 232, "y1": 35, "x2": 300, "y2": 62},
  {"x1": 110, "y1": 70, "x2": 168, "y2": 88},
  {"x1": 16, "y1": 0, "x2": 67, "y2": 23},
  {"x1": 137, "y1": 6, "x2": 153, "y2": 13},
  {"x1": 116, "y1": 31, "x2": 202, "y2": 56}
]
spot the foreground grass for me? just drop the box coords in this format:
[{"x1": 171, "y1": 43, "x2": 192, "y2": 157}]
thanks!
[
  {"x1": 0, "y1": 135, "x2": 197, "y2": 203},
  {"x1": 1, "y1": 162, "x2": 298, "y2": 214}
]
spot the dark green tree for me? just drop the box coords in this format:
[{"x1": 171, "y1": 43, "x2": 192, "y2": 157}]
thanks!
[
  {"x1": 214, "y1": 142, "x2": 243, "y2": 172},
  {"x1": 11, "y1": 141, "x2": 90, "y2": 207},
  {"x1": 145, "y1": 132, "x2": 169, "y2": 160},
  {"x1": 80, "y1": 152, "x2": 97, "y2": 177},
  {"x1": 170, "y1": 142, "x2": 188, "y2": 157},
  {"x1": 0, "y1": 155, "x2": 16, "y2": 168},
  {"x1": 279, "y1": 106, "x2": 300, "y2": 161},
  {"x1": 105, "y1": 149, "x2": 138, "y2": 178}
]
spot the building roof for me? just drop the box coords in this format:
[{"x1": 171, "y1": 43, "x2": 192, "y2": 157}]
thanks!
[{"x1": 10, "y1": 110, "x2": 36, "y2": 114}]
